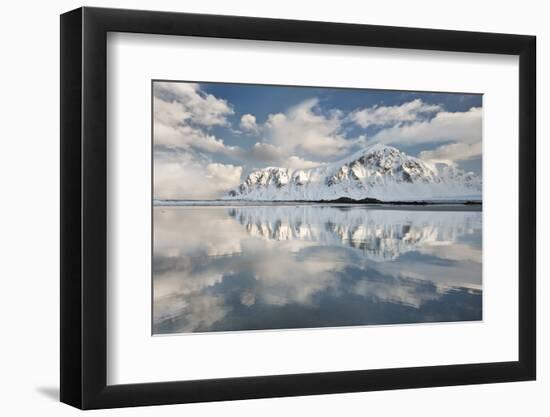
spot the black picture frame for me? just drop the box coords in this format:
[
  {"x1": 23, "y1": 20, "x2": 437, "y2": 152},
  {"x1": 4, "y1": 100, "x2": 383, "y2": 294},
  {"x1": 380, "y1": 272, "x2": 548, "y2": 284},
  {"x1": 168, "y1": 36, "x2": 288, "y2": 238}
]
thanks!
[{"x1": 60, "y1": 6, "x2": 536, "y2": 410}]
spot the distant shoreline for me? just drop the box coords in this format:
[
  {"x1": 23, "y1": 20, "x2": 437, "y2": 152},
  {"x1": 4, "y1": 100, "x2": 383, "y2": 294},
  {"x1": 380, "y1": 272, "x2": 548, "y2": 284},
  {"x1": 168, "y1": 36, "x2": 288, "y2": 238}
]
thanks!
[
  {"x1": 153, "y1": 197, "x2": 482, "y2": 211},
  {"x1": 284, "y1": 197, "x2": 482, "y2": 206}
]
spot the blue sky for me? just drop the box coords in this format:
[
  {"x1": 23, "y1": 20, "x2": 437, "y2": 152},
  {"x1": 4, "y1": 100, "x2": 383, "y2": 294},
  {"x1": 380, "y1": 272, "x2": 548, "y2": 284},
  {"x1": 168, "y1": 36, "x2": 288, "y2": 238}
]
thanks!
[{"x1": 153, "y1": 81, "x2": 482, "y2": 199}]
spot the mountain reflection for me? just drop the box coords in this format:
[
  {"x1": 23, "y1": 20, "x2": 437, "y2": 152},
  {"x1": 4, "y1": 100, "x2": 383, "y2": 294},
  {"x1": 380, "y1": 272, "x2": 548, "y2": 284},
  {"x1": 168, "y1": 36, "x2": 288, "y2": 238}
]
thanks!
[
  {"x1": 153, "y1": 205, "x2": 482, "y2": 334},
  {"x1": 227, "y1": 205, "x2": 481, "y2": 262}
]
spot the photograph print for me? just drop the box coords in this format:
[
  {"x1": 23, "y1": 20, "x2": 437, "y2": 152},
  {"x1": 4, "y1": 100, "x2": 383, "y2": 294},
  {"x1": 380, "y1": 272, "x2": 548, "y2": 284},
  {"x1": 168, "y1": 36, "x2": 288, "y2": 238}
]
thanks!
[{"x1": 152, "y1": 81, "x2": 483, "y2": 335}]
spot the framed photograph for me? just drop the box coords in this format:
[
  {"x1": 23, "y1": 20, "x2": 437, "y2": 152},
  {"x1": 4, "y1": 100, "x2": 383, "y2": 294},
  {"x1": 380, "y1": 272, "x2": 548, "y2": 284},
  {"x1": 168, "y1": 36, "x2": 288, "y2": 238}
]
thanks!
[{"x1": 60, "y1": 7, "x2": 536, "y2": 409}]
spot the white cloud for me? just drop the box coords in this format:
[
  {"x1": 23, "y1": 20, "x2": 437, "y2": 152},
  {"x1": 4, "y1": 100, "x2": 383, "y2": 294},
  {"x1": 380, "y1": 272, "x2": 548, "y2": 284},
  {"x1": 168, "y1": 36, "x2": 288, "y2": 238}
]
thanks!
[
  {"x1": 285, "y1": 156, "x2": 321, "y2": 170},
  {"x1": 249, "y1": 142, "x2": 283, "y2": 163},
  {"x1": 419, "y1": 142, "x2": 482, "y2": 166},
  {"x1": 206, "y1": 163, "x2": 244, "y2": 188},
  {"x1": 154, "y1": 154, "x2": 242, "y2": 200},
  {"x1": 264, "y1": 98, "x2": 354, "y2": 158},
  {"x1": 350, "y1": 99, "x2": 441, "y2": 128},
  {"x1": 153, "y1": 82, "x2": 245, "y2": 200},
  {"x1": 154, "y1": 81, "x2": 233, "y2": 127},
  {"x1": 153, "y1": 95, "x2": 191, "y2": 128},
  {"x1": 248, "y1": 142, "x2": 321, "y2": 170},
  {"x1": 154, "y1": 116, "x2": 239, "y2": 157},
  {"x1": 239, "y1": 113, "x2": 259, "y2": 133},
  {"x1": 153, "y1": 86, "x2": 240, "y2": 157},
  {"x1": 365, "y1": 105, "x2": 482, "y2": 166},
  {"x1": 372, "y1": 107, "x2": 482, "y2": 146}
]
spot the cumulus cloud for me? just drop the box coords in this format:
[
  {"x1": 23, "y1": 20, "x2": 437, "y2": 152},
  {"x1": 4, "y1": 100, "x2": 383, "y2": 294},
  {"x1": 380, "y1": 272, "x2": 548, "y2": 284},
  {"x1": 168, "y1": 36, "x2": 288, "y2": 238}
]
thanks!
[
  {"x1": 239, "y1": 113, "x2": 260, "y2": 133},
  {"x1": 154, "y1": 81, "x2": 233, "y2": 126},
  {"x1": 153, "y1": 82, "x2": 246, "y2": 199},
  {"x1": 285, "y1": 156, "x2": 321, "y2": 170},
  {"x1": 372, "y1": 107, "x2": 482, "y2": 146},
  {"x1": 348, "y1": 99, "x2": 482, "y2": 166},
  {"x1": 248, "y1": 142, "x2": 284, "y2": 163},
  {"x1": 419, "y1": 142, "x2": 482, "y2": 166},
  {"x1": 153, "y1": 95, "x2": 191, "y2": 128},
  {"x1": 350, "y1": 99, "x2": 442, "y2": 128},
  {"x1": 247, "y1": 142, "x2": 321, "y2": 170},
  {"x1": 154, "y1": 153, "x2": 242, "y2": 200},
  {"x1": 154, "y1": 114, "x2": 240, "y2": 157},
  {"x1": 264, "y1": 98, "x2": 355, "y2": 158},
  {"x1": 206, "y1": 163, "x2": 244, "y2": 188},
  {"x1": 153, "y1": 81, "x2": 241, "y2": 157}
]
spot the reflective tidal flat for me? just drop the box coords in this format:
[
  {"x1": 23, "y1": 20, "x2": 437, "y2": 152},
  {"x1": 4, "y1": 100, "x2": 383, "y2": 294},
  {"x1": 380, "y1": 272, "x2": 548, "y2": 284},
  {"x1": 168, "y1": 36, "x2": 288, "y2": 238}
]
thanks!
[{"x1": 153, "y1": 205, "x2": 482, "y2": 334}]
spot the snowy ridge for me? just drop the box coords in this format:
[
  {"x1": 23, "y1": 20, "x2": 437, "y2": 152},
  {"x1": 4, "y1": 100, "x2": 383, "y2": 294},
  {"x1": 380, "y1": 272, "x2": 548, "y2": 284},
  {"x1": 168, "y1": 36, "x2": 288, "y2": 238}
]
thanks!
[{"x1": 224, "y1": 144, "x2": 482, "y2": 201}]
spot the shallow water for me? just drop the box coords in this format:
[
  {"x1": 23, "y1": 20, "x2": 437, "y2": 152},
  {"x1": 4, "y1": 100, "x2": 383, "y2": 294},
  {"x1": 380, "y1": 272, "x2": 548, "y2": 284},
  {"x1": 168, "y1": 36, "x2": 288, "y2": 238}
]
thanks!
[{"x1": 153, "y1": 205, "x2": 482, "y2": 334}]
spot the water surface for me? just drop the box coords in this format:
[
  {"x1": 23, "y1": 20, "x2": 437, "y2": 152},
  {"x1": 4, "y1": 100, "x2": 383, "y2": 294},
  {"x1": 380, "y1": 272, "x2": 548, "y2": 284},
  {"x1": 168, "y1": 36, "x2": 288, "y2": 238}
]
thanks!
[{"x1": 153, "y1": 205, "x2": 482, "y2": 334}]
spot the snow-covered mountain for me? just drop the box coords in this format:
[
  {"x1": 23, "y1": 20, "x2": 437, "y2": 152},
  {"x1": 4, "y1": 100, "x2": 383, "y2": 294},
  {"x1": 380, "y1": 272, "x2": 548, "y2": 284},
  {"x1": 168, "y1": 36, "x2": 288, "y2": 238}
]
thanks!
[{"x1": 224, "y1": 144, "x2": 481, "y2": 202}]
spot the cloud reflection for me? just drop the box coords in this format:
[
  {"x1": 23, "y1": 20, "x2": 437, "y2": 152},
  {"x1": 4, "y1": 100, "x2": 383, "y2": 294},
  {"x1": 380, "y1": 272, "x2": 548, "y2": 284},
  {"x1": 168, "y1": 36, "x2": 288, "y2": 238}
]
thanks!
[{"x1": 153, "y1": 205, "x2": 482, "y2": 334}]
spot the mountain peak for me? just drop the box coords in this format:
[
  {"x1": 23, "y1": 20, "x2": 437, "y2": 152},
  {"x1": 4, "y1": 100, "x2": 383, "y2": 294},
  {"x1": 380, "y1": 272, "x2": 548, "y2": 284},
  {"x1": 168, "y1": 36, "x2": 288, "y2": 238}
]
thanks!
[
  {"x1": 357, "y1": 142, "x2": 398, "y2": 154},
  {"x1": 226, "y1": 145, "x2": 481, "y2": 202},
  {"x1": 339, "y1": 143, "x2": 398, "y2": 161}
]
